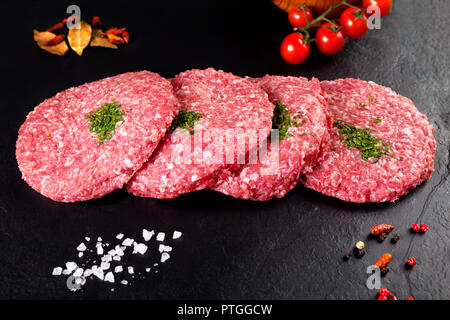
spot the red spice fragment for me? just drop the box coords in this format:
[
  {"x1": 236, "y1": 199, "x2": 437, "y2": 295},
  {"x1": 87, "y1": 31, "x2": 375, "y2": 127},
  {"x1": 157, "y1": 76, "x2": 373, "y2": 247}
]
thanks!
[
  {"x1": 379, "y1": 288, "x2": 390, "y2": 297},
  {"x1": 92, "y1": 16, "x2": 102, "y2": 27},
  {"x1": 420, "y1": 224, "x2": 429, "y2": 233},
  {"x1": 46, "y1": 34, "x2": 66, "y2": 46},
  {"x1": 407, "y1": 257, "x2": 417, "y2": 267},
  {"x1": 371, "y1": 224, "x2": 395, "y2": 236},
  {"x1": 107, "y1": 34, "x2": 125, "y2": 44},
  {"x1": 411, "y1": 223, "x2": 421, "y2": 232},
  {"x1": 375, "y1": 253, "x2": 392, "y2": 268},
  {"x1": 103, "y1": 27, "x2": 118, "y2": 37},
  {"x1": 405, "y1": 296, "x2": 415, "y2": 300},
  {"x1": 122, "y1": 31, "x2": 130, "y2": 44},
  {"x1": 113, "y1": 27, "x2": 127, "y2": 35},
  {"x1": 103, "y1": 27, "x2": 126, "y2": 37},
  {"x1": 46, "y1": 21, "x2": 65, "y2": 32},
  {"x1": 62, "y1": 16, "x2": 79, "y2": 24}
]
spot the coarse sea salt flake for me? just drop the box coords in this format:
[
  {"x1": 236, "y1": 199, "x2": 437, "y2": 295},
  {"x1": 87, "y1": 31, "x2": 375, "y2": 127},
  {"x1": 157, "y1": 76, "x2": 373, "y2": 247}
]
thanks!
[
  {"x1": 142, "y1": 229, "x2": 154, "y2": 241},
  {"x1": 84, "y1": 269, "x2": 93, "y2": 277},
  {"x1": 122, "y1": 238, "x2": 134, "y2": 246},
  {"x1": 93, "y1": 269, "x2": 104, "y2": 280},
  {"x1": 161, "y1": 252, "x2": 170, "y2": 263},
  {"x1": 65, "y1": 262, "x2": 77, "y2": 273},
  {"x1": 156, "y1": 232, "x2": 165, "y2": 242},
  {"x1": 115, "y1": 245, "x2": 125, "y2": 256},
  {"x1": 104, "y1": 272, "x2": 115, "y2": 283},
  {"x1": 100, "y1": 262, "x2": 110, "y2": 270},
  {"x1": 97, "y1": 246, "x2": 104, "y2": 255},
  {"x1": 114, "y1": 266, "x2": 123, "y2": 273},
  {"x1": 77, "y1": 243, "x2": 87, "y2": 252},
  {"x1": 159, "y1": 244, "x2": 172, "y2": 253},
  {"x1": 172, "y1": 231, "x2": 182, "y2": 239},
  {"x1": 121, "y1": 280, "x2": 128, "y2": 285},
  {"x1": 134, "y1": 243, "x2": 148, "y2": 255},
  {"x1": 78, "y1": 252, "x2": 83, "y2": 258},
  {"x1": 73, "y1": 268, "x2": 84, "y2": 277},
  {"x1": 128, "y1": 266, "x2": 134, "y2": 274},
  {"x1": 52, "y1": 267, "x2": 62, "y2": 276},
  {"x1": 116, "y1": 233, "x2": 124, "y2": 240},
  {"x1": 101, "y1": 254, "x2": 112, "y2": 263}
]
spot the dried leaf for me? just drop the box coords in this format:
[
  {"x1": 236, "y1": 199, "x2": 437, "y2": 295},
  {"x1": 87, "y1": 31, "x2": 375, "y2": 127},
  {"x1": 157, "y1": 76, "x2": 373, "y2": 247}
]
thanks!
[
  {"x1": 90, "y1": 29, "x2": 118, "y2": 49},
  {"x1": 33, "y1": 29, "x2": 68, "y2": 56},
  {"x1": 67, "y1": 21, "x2": 92, "y2": 56}
]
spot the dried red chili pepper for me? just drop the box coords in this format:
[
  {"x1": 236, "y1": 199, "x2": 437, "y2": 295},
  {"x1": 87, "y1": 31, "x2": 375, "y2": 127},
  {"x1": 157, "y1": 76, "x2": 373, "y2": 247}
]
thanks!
[
  {"x1": 103, "y1": 27, "x2": 127, "y2": 38},
  {"x1": 92, "y1": 16, "x2": 102, "y2": 27},
  {"x1": 103, "y1": 27, "x2": 119, "y2": 37},
  {"x1": 107, "y1": 34, "x2": 125, "y2": 44},
  {"x1": 62, "y1": 16, "x2": 79, "y2": 24},
  {"x1": 113, "y1": 27, "x2": 127, "y2": 35},
  {"x1": 46, "y1": 22, "x2": 65, "y2": 32},
  {"x1": 371, "y1": 224, "x2": 395, "y2": 236},
  {"x1": 122, "y1": 31, "x2": 130, "y2": 44},
  {"x1": 375, "y1": 253, "x2": 392, "y2": 268},
  {"x1": 46, "y1": 34, "x2": 66, "y2": 46}
]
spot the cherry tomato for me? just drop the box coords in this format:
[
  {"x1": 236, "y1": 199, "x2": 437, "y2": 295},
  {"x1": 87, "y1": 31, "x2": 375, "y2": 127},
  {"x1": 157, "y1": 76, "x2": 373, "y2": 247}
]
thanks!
[
  {"x1": 362, "y1": 0, "x2": 392, "y2": 17},
  {"x1": 288, "y1": 6, "x2": 313, "y2": 28},
  {"x1": 339, "y1": 7, "x2": 368, "y2": 38},
  {"x1": 315, "y1": 23, "x2": 346, "y2": 55},
  {"x1": 280, "y1": 33, "x2": 311, "y2": 64}
]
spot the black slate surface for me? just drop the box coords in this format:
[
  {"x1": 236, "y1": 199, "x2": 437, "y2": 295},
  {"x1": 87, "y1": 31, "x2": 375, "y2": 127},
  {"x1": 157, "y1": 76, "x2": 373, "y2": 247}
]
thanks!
[{"x1": 0, "y1": 0, "x2": 448, "y2": 300}]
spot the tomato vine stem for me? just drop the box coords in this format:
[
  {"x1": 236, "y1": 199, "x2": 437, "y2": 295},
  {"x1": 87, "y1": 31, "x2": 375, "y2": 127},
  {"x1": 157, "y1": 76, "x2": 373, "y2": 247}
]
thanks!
[{"x1": 294, "y1": 0, "x2": 357, "y2": 33}]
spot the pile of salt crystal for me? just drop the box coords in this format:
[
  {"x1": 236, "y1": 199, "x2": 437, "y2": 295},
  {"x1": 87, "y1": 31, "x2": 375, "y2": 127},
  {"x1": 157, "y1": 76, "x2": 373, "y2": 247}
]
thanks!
[{"x1": 52, "y1": 229, "x2": 182, "y2": 292}]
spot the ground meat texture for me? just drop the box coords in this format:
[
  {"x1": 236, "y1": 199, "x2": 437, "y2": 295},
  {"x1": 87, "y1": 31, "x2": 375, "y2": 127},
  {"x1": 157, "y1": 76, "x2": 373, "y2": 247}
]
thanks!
[
  {"x1": 16, "y1": 71, "x2": 178, "y2": 202},
  {"x1": 126, "y1": 68, "x2": 274, "y2": 199},
  {"x1": 212, "y1": 76, "x2": 331, "y2": 201},
  {"x1": 303, "y1": 78, "x2": 436, "y2": 203}
]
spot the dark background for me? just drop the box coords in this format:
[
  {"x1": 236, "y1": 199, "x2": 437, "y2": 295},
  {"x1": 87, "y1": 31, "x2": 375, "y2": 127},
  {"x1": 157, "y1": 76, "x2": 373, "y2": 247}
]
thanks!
[{"x1": 0, "y1": 0, "x2": 448, "y2": 299}]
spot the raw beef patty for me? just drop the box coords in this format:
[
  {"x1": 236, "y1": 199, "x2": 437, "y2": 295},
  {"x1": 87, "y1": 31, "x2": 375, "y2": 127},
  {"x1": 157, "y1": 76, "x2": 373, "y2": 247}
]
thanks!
[
  {"x1": 126, "y1": 68, "x2": 274, "y2": 199},
  {"x1": 213, "y1": 76, "x2": 331, "y2": 201},
  {"x1": 16, "y1": 71, "x2": 178, "y2": 202},
  {"x1": 302, "y1": 78, "x2": 436, "y2": 203}
]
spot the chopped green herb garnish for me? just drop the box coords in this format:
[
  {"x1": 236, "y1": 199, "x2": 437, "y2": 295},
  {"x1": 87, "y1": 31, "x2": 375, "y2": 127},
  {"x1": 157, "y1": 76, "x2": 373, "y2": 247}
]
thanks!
[
  {"x1": 298, "y1": 133, "x2": 307, "y2": 137},
  {"x1": 368, "y1": 97, "x2": 374, "y2": 103},
  {"x1": 86, "y1": 101, "x2": 125, "y2": 145},
  {"x1": 169, "y1": 109, "x2": 202, "y2": 135},
  {"x1": 373, "y1": 118, "x2": 382, "y2": 123},
  {"x1": 358, "y1": 102, "x2": 367, "y2": 108},
  {"x1": 333, "y1": 120, "x2": 392, "y2": 163},
  {"x1": 272, "y1": 101, "x2": 304, "y2": 142}
]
